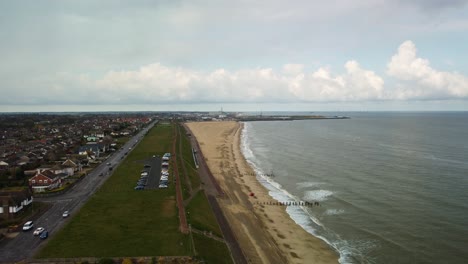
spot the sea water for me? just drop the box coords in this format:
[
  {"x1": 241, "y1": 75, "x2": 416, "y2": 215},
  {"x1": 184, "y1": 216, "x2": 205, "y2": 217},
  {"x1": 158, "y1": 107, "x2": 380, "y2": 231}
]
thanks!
[{"x1": 241, "y1": 112, "x2": 468, "y2": 264}]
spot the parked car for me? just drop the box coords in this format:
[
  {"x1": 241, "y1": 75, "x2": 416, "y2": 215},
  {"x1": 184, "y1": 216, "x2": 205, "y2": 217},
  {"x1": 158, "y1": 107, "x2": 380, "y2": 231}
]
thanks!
[
  {"x1": 141, "y1": 172, "x2": 148, "y2": 176},
  {"x1": 33, "y1": 227, "x2": 45, "y2": 236},
  {"x1": 144, "y1": 164, "x2": 151, "y2": 168},
  {"x1": 40, "y1": 231, "x2": 48, "y2": 239},
  {"x1": 62, "y1": 211, "x2": 70, "y2": 218},
  {"x1": 158, "y1": 184, "x2": 168, "y2": 188},
  {"x1": 134, "y1": 186, "x2": 144, "y2": 190},
  {"x1": 23, "y1": 221, "x2": 34, "y2": 231}
]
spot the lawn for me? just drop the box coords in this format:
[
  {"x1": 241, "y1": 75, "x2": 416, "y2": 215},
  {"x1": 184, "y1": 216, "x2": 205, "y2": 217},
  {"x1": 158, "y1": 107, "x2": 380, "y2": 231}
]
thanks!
[
  {"x1": 179, "y1": 124, "x2": 201, "y2": 190},
  {"x1": 186, "y1": 190, "x2": 222, "y2": 238},
  {"x1": 37, "y1": 124, "x2": 192, "y2": 258},
  {"x1": 193, "y1": 233, "x2": 233, "y2": 264}
]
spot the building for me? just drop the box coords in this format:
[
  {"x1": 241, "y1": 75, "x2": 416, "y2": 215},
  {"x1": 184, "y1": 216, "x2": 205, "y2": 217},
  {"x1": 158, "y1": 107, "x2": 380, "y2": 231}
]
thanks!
[
  {"x1": 28, "y1": 170, "x2": 61, "y2": 193},
  {"x1": 0, "y1": 188, "x2": 33, "y2": 219}
]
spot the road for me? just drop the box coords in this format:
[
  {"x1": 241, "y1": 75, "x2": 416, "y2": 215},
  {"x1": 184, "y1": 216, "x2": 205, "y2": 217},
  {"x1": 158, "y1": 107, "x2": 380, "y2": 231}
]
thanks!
[{"x1": 0, "y1": 120, "x2": 158, "y2": 263}]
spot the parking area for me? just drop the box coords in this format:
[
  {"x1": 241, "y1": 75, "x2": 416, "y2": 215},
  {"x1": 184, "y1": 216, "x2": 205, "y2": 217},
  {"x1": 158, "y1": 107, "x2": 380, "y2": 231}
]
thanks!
[{"x1": 134, "y1": 153, "x2": 172, "y2": 191}]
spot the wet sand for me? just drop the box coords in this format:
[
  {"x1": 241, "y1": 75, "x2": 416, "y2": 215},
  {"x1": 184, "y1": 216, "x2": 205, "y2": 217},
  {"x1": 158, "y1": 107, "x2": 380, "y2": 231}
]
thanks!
[{"x1": 186, "y1": 121, "x2": 339, "y2": 264}]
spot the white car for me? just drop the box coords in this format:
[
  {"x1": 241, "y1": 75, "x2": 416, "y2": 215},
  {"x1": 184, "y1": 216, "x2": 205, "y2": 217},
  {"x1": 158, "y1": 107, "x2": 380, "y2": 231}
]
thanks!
[
  {"x1": 62, "y1": 211, "x2": 70, "y2": 218},
  {"x1": 160, "y1": 176, "x2": 168, "y2": 180},
  {"x1": 158, "y1": 184, "x2": 168, "y2": 188},
  {"x1": 141, "y1": 172, "x2": 148, "y2": 176},
  {"x1": 33, "y1": 227, "x2": 45, "y2": 235},
  {"x1": 22, "y1": 221, "x2": 34, "y2": 231}
]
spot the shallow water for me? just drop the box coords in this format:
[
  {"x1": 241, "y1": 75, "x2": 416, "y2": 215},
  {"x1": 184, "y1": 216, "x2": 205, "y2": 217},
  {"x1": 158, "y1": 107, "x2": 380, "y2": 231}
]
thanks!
[{"x1": 241, "y1": 112, "x2": 468, "y2": 264}]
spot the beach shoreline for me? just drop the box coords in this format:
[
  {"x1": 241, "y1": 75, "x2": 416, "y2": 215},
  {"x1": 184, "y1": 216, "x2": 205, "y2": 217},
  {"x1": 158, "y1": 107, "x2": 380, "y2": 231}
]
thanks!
[{"x1": 187, "y1": 121, "x2": 339, "y2": 264}]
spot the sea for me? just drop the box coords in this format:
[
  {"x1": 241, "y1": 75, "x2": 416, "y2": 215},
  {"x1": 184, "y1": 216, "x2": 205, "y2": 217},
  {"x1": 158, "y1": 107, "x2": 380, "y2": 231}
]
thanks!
[{"x1": 240, "y1": 112, "x2": 468, "y2": 264}]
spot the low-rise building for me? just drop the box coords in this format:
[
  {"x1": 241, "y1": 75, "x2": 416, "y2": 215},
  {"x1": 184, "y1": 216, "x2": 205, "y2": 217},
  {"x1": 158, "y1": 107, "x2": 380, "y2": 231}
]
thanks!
[{"x1": 0, "y1": 188, "x2": 33, "y2": 219}]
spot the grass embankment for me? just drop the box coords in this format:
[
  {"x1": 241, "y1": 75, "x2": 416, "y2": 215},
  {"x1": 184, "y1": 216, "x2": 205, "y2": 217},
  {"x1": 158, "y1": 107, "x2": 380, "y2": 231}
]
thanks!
[
  {"x1": 193, "y1": 233, "x2": 233, "y2": 264},
  {"x1": 186, "y1": 190, "x2": 222, "y2": 238},
  {"x1": 177, "y1": 124, "x2": 231, "y2": 262},
  {"x1": 179, "y1": 125, "x2": 201, "y2": 190},
  {"x1": 37, "y1": 124, "x2": 192, "y2": 258}
]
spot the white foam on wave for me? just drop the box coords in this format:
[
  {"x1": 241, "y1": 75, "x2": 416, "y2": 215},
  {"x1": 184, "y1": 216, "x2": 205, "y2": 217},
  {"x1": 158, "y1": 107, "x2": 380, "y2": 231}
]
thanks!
[
  {"x1": 325, "y1": 209, "x2": 345, "y2": 216},
  {"x1": 296, "y1": 181, "x2": 323, "y2": 189},
  {"x1": 303, "y1": 189, "x2": 334, "y2": 202},
  {"x1": 241, "y1": 122, "x2": 349, "y2": 262},
  {"x1": 241, "y1": 122, "x2": 381, "y2": 264}
]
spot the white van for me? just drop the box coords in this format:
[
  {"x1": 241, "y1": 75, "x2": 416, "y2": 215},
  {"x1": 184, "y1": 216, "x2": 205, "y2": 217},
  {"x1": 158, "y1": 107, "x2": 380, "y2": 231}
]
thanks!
[{"x1": 23, "y1": 221, "x2": 34, "y2": 231}]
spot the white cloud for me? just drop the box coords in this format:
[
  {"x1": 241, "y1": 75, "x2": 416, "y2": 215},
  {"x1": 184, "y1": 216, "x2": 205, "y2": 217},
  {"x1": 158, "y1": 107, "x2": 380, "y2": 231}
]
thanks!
[
  {"x1": 40, "y1": 61, "x2": 383, "y2": 105},
  {"x1": 2, "y1": 41, "x2": 467, "y2": 106},
  {"x1": 387, "y1": 40, "x2": 468, "y2": 99}
]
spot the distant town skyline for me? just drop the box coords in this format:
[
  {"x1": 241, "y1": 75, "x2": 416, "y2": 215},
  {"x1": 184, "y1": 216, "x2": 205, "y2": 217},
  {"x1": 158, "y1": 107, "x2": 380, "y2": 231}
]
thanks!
[{"x1": 1, "y1": 0, "x2": 467, "y2": 111}]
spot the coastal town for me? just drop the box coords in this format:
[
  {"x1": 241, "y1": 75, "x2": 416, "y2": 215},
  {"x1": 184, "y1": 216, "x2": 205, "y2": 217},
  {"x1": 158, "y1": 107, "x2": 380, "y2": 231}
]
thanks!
[
  {"x1": 0, "y1": 114, "x2": 153, "y2": 221},
  {"x1": 0, "y1": 111, "x2": 346, "y2": 264}
]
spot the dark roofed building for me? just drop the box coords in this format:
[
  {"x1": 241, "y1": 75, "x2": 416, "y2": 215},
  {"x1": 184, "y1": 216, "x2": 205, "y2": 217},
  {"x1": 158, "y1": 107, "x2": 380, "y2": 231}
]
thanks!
[{"x1": 0, "y1": 188, "x2": 33, "y2": 220}]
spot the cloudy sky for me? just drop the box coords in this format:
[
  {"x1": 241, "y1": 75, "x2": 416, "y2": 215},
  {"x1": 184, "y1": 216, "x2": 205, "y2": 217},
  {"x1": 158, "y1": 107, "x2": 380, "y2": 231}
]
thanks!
[{"x1": 1, "y1": 0, "x2": 468, "y2": 112}]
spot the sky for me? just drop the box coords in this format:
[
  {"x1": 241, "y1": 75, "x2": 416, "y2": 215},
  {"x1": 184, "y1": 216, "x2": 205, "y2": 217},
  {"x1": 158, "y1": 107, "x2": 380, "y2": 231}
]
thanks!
[{"x1": 1, "y1": 0, "x2": 468, "y2": 112}]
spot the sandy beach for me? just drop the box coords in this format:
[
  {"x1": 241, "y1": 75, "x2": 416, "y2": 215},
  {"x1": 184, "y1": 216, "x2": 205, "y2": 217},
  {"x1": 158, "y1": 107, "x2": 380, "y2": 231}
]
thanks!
[{"x1": 187, "y1": 121, "x2": 338, "y2": 264}]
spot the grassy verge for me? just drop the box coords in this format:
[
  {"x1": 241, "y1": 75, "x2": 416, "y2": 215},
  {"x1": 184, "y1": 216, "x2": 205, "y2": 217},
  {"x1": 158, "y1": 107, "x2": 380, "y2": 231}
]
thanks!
[
  {"x1": 193, "y1": 233, "x2": 233, "y2": 264},
  {"x1": 179, "y1": 124, "x2": 201, "y2": 190},
  {"x1": 37, "y1": 124, "x2": 192, "y2": 258},
  {"x1": 115, "y1": 136, "x2": 131, "y2": 146},
  {"x1": 186, "y1": 190, "x2": 222, "y2": 238}
]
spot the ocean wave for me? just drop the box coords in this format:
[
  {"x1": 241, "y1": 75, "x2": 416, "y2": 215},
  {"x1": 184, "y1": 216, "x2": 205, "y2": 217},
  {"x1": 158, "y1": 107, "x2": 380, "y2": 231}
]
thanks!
[
  {"x1": 240, "y1": 122, "x2": 347, "y2": 262},
  {"x1": 241, "y1": 122, "x2": 379, "y2": 264},
  {"x1": 296, "y1": 181, "x2": 323, "y2": 189},
  {"x1": 325, "y1": 209, "x2": 345, "y2": 216},
  {"x1": 303, "y1": 190, "x2": 334, "y2": 202}
]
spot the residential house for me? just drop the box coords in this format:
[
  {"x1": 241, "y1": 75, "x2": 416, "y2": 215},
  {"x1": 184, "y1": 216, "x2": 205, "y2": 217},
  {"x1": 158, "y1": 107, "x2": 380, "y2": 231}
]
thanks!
[
  {"x1": 28, "y1": 170, "x2": 61, "y2": 193},
  {"x1": 78, "y1": 143, "x2": 101, "y2": 159},
  {"x1": 37, "y1": 164, "x2": 74, "y2": 178},
  {"x1": 0, "y1": 161, "x2": 8, "y2": 171},
  {"x1": 62, "y1": 158, "x2": 82, "y2": 172},
  {"x1": 0, "y1": 188, "x2": 33, "y2": 219}
]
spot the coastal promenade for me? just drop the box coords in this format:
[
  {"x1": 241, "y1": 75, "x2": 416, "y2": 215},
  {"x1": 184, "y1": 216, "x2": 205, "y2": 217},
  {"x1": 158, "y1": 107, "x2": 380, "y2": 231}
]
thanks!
[
  {"x1": 183, "y1": 123, "x2": 246, "y2": 264},
  {"x1": 172, "y1": 123, "x2": 189, "y2": 234}
]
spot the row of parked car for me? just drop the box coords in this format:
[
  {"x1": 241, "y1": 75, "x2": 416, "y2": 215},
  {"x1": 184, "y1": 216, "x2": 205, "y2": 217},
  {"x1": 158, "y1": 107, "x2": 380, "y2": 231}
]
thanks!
[
  {"x1": 135, "y1": 168, "x2": 149, "y2": 190},
  {"x1": 159, "y1": 153, "x2": 171, "y2": 188}
]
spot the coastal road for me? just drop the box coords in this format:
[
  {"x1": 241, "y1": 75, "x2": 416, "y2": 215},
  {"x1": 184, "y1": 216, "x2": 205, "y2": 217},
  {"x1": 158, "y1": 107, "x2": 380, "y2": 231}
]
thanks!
[{"x1": 0, "y1": 120, "x2": 158, "y2": 263}]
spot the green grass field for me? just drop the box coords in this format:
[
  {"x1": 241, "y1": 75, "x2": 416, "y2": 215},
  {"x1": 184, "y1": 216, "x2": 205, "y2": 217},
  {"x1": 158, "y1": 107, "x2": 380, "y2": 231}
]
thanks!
[
  {"x1": 186, "y1": 190, "x2": 222, "y2": 238},
  {"x1": 193, "y1": 233, "x2": 233, "y2": 264},
  {"x1": 179, "y1": 124, "x2": 201, "y2": 190},
  {"x1": 37, "y1": 122, "x2": 231, "y2": 262},
  {"x1": 37, "y1": 124, "x2": 192, "y2": 258}
]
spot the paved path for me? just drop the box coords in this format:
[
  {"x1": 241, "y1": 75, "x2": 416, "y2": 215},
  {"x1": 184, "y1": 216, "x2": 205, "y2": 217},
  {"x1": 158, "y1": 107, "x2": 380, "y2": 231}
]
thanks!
[
  {"x1": 183, "y1": 123, "x2": 247, "y2": 264},
  {"x1": 207, "y1": 195, "x2": 247, "y2": 264},
  {"x1": 183, "y1": 124, "x2": 224, "y2": 197},
  {"x1": 172, "y1": 123, "x2": 189, "y2": 234}
]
